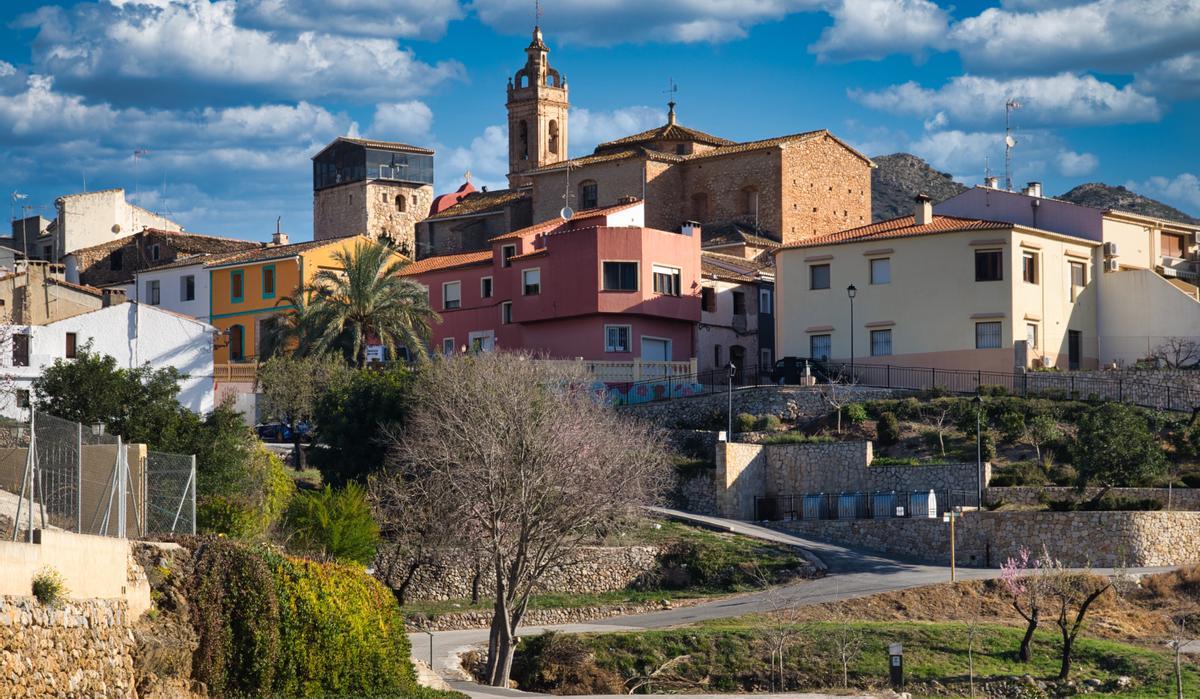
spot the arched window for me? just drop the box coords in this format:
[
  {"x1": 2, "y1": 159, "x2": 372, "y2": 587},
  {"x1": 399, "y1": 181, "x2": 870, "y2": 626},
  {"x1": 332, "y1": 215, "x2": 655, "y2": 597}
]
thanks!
[
  {"x1": 396, "y1": 194, "x2": 406, "y2": 212},
  {"x1": 690, "y1": 192, "x2": 709, "y2": 221},
  {"x1": 579, "y1": 180, "x2": 598, "y2": 210},
  {"x1": 228, "y1": 324, "x2": 245, "y2": 362},
  {"x1": 548, "y1": 119, "x2": 560, "y2": 157},
  {"x1": 738, "y1": 185, "x2": 759, "y2": 216},
  {"x1": 518, "y1": 120, "x2": 529, "y2": 160}
]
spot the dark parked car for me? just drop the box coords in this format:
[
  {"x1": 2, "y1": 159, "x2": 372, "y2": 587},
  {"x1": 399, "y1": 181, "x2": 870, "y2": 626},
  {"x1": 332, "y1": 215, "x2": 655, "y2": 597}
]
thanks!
[
  {"x1": 770, "y1": 357, "x2": 839, "y2": 385},
  {"x1": 255, "y1": 421, "x2": 312, "y2": 443}
]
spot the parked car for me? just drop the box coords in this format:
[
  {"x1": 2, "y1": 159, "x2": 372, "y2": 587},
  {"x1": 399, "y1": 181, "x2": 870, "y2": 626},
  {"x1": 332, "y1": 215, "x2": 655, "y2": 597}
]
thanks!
[
  {"x1": 255, "y1": 421, "x2": 312, "y2": 443},
  {"x1": 770, "y1": 357, "x2": 839, "y2": 385}
]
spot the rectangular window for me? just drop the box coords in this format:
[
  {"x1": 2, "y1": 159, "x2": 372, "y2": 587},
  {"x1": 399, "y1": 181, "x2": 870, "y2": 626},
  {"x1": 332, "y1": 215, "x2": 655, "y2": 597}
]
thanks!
[
  {"x1": 870, "y1": 329, "x2": 892, "y2": 356},
  {"x1": 16, "y1": 389, "x2": 30, "y2": 409},
  {"x1": 975, "y1": 321, "x2": 1002, "y2": 349},
  {"x1": 810, "y1": 264, "x2": 830, "y2": 290},
  {"x1": 1022, "y1": 251, "x2": 1038, "y2": 284},
  {"x1": 501, "y1": 244, "x2": 517, "y2": 268},
  {"x1": 1069, "y1": 261, "x2": 1086, "y2": 301},
  {"x1": 1026, "y1": 322, "x2": 1039, "y2": 349},
  {"x1": 701, "y1": 287, "x2": 716, "y2": 312},
  {"x1": 110, "y1": 249, "x2": 123, "y2": 271},
  {"x1": 262, "y1": 265, "x2": 276, "y2": 298},
  {"x1": 522, "y1": 268, "x2": 541, "y2": 295},
  {"x1": 604, "y1": 325, "x2": 631, "y2": 353},
  {"x1": 442, "y1": 281, "x2": 461, "y2": 310},
  {"x1": 810, "y1": 334, "x2": 832, "y2": 361},
  {"x1": 759, "y1": 288, "x2": 773, "y2": 314},
  {"x1": 580, "y1": 182, "x2": 598, "y2": 210},
  {"x1": 713, "y1": 344, "x2": 722, "y2": 366},
  {"x1": 760, "y1": 347, "x2": 773, "y2": 368},
  {"x1": 65, "y1": 332, "x2": 77, "y2": 359},
  {"x1": 442, "y1": 337, "x2": 455, "y2": 356},
  {"x1": 869, "y1": 258, "x2": 891, "y2": 285},
  {"x1": 1162, "y1": 233, "x2": 1186, "y2": 258},
  {"x1": 732, "y1": 290, "x2": 746, "y2": 315},
  {"x1": 652, "y1": 265, "x2": 681, "y2": 296},
  {"x1": 181, "y1": 275, "x2": 195, "y2": 302},
  {"x1": 480, "y1": 276, "x2": 493, "y2": 299},
  {"x1": 501, "y1": 301, "x2": 513, "y2": 324},
  {"x1": 12, "y1": 333, "x2": 30, "y2": 367},
  {"x1": 975, "y1": 250, "x2": 1003, "y2": 282},
  {"x1": 150, "y1": 244, "x2": 161, "y2": 261},
  {"x1": 146, "y1": 279, "x2": 160, "y2": 305},
  {"x1": 231, "y1": 270, "x2": 244, "y2": 303},
  {"x1": 602, "y1": 261, "x2": 638, "y2": 291}
]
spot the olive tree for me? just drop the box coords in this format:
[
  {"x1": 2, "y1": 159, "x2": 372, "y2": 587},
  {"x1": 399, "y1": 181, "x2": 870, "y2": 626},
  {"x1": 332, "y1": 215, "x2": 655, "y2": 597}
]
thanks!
[
  {"x1": 382, "y1": 352, "x2": 671, "y2": 687},
  {"x1": 1072, "y1": 403, "x2": 1166, "y2": 498}
]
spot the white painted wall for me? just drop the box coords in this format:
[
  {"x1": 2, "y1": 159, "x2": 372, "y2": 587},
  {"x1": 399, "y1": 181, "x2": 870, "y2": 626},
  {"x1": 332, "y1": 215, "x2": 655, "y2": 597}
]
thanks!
[
  {"x1": 1, "y1": 303, "x2": 214, "y2": 418},
  {"x1": 52, "y1": 189, "x2": 181, "y2": 257},
  {"x1": 1097, "y1": 268, "x2": 1200, "y2": 366},
  {"x1": 134, "y1": 262, "x2": 209, "y2": 319}
]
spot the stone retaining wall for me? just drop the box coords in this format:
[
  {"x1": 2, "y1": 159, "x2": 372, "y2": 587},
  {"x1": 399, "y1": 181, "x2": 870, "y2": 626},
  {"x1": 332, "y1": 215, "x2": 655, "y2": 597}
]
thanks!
[
  {"x1": 0, "y1": 596, "x2": 135, "y2": 698},
  {"x1": 621, "y1": 386, "x2": 908, "y2": 428},
  {"x1": 773, "y1": 510, "x2": 1200, "y2": 567},
  {"x1": 986, "y1": 486, "x2": 1200, "y2": 510},
  {"x1": 406, "y1": 598, "x2": 695, "y2": 632},
  {"x1": 378, "y1": 546, "x2": 661, "y2": 602}
]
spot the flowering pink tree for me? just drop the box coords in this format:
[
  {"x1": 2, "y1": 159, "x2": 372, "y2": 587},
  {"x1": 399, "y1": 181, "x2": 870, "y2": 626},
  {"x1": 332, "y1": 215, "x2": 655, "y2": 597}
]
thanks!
[{"x1": 1001, "y1": 547, "x2": 1047, "y2": 662}]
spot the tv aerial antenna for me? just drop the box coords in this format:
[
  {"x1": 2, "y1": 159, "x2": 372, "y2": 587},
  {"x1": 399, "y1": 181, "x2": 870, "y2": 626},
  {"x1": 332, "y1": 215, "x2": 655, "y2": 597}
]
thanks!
[
  {"x1": 133, "y1": 148, "x2": 151, "y2": 202},
  {"x1": 1004, "y1": 99, "x2": 1021, "y2": 191},
  {"x1": 560, "y1": 161, "x2": 574, "y2": 221}
]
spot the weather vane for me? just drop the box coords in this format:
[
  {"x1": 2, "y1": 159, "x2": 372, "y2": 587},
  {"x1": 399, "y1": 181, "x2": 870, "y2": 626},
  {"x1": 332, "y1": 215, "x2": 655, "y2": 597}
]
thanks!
[{"x1": 535, "y1": 0, "x2": 543, "y2": 25}]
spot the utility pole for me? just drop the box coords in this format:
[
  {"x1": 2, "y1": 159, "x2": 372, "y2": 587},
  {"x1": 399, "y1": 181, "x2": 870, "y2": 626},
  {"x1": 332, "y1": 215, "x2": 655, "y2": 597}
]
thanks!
[{"x1": 1004, "y1": 99, "x2": 1021, "y2": 191}]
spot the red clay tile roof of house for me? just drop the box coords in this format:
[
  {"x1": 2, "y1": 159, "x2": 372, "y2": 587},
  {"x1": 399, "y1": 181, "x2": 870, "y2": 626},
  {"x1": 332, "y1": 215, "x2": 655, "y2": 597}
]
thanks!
[
  {"x1": 488, "y1": 199, "x2": 643, "y2": 242},
  {"x1": 596, "y1": 121, "x2": 734, "y2": 150},
  {"x1": 312, "y1": 136, "x2": 434, "y2": 159},
  {"x1": 399, "y1": 250, "x2": 492, "y2": 276},
  {"x1": 68, "y1": 229, "x2": 259, "y2": 258},
  {"x1": 775, "y1": 215, "x2": 1012, "y2": 252},
  {"x1": 701, "y1": 222, "x2": 781, "y2": 249},
  {"x1": 701, "y1": 251, "x2": 774, "y2": 283},
  {"x1": 508, "y1": 250, "x2": 548, "y2": 262},
  {"x1": 205, "y1": 234, "x2": 369, "y2": 268},
  {"x1": 423, "y1": 188, "x2": 528, "y2": 221}
]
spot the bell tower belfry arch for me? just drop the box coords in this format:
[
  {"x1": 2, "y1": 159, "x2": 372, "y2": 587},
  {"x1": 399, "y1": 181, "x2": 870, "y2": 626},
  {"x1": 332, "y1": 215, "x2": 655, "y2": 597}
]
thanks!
[{"x1": 506, "y1": 25, "x2": 568, "y2": 189}]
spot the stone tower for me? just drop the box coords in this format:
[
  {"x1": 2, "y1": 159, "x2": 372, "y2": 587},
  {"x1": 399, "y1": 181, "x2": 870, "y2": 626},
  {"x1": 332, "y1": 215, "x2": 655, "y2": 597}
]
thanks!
[{"x1": 506, "y1": 26, "x2": 568, "y2": 190}]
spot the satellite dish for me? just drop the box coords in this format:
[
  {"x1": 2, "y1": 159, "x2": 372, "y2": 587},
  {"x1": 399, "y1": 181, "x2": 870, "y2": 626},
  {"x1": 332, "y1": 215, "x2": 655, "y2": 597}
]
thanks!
[
  {"x1": 560, "y1": 206, "x2": 574, "y2": 221},
  {"x1": 1005, "y1": 135, "x2": 1017, "y2": 148}
]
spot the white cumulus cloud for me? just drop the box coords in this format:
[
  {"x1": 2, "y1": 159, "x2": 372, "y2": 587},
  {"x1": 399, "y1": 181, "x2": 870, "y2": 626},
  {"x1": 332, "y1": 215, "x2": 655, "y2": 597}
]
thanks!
[
  {"x1": 1136, "y1": 52, "x2": 1200, "y2": 99},
  {"x1": 1126, "y1": 174, "x2": 1200, "y2": 213},
  {"x1": 569, "y1": 106, "x2": 663, "y2": 154},
  {"x1": 439, "y1": 124, "x2": 509, "y2": 193},
  {"x1": 1056, "y1": 151, "x2": 1098, "y2": 177},
  {"x1": 236, "y1": 0, "x2": 462, "y2": 39},
  {"x1": 810, "y1": 0, "x2": 949, "y2": 62},
  {"x1": 369, "y1": 101, "x2": 435, "y2": 143}
]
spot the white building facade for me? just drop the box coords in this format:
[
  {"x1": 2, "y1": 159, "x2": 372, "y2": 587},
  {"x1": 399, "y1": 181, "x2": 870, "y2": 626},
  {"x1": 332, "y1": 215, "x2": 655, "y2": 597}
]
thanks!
[{"x1": 133, "y1": 258, "x2": 211, "y2": 319}]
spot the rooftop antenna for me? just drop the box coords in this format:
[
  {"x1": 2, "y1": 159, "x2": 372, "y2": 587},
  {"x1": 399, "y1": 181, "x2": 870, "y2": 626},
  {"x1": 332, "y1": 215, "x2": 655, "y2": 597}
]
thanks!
[
  {"x1": 1004, "y1": 99, "x2": 1021, "y2": 191},
  {"x1": 560, "y1": 161, "x2": 574, "y2": 220},
  {"x1": 535, "y1": 0, "x2": 542, "y2": 26},
  {"x1": 133, "y1": 148, "x2": 151, "y2": 203}
]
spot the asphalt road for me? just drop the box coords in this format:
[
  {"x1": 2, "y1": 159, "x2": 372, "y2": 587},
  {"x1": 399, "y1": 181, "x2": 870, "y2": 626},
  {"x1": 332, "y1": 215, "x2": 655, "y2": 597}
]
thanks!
[{"x1": 410, "y1": 509, "x2": 1171, "y2": 698}]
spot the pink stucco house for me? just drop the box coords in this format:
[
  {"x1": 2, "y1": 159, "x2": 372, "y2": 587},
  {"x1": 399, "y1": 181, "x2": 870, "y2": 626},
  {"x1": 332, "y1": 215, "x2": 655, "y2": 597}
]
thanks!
[{"x1": 401, "y1": 199, "x2": 701, "y2": 369}]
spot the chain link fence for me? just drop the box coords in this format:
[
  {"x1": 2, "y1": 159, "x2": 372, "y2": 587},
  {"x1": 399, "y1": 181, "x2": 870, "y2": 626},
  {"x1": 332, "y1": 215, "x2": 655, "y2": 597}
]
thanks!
[{"x1": 0, "y1": 411, "x2": 195, "y2": 541}]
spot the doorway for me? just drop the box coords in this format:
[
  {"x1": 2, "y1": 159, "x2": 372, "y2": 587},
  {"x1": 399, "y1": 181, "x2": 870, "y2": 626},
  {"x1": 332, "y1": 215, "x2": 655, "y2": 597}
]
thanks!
[{"x1": 1068, "y1": 330, "x2": 1082, "y2": 370}]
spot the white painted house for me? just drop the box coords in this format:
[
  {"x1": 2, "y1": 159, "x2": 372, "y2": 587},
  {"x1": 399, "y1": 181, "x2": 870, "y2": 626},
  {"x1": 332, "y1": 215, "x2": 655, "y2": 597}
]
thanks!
[
  {"x1": 2, "y1": 302, "x2": 215, "y2": 418},
  {"x1": 133, "y1": 255, "x2": 212, "y2": 320}
]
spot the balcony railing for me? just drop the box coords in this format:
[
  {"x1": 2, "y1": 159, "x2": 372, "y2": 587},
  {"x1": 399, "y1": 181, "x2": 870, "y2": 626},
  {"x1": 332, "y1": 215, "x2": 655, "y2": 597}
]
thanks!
[{"x1": 214, "y1": 363, "x2": 258, "y2": 384}]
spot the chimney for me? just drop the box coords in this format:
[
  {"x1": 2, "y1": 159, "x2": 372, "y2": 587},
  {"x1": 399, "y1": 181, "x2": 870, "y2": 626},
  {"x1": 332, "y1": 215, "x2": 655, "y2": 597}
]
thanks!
[
  {"x1": 103, "y1": 288, "x2": 127, "y2": 307},
  {"x1": 984, "y1": 176, "x2": 999, "y2": 189},
  {"x1": 1026, "y1": 181, "x2": 1042, "y2": 198},
  {"x1": 616, "y1": 195, "x2": 638, "y2": 205},
  {"x1": 914, "y1": 193, "x2": 933, "y2": 226},
  {"x1": 681, "y1": 221, "x2": 701, "y2": 237},
  {"x1": 272, "y1": 217, "x2": 289, "y2": 246}
]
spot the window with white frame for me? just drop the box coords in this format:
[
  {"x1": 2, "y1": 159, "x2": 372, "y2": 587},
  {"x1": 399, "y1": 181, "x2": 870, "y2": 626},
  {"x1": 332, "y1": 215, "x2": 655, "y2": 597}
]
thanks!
[
  {"x1": 442, "y1": 337, "x2": 455, "y2": 356},
  {"x1": 181, "y1": 275, "x2": 195, "y2": 302},
  {"x1": 652, "y1": 264, "x2": 681, "y2": 296},
  {"x1": 522, "y1": 268, "x2": 541, "y2": 295},
  {"x1": 1069, "y1": 261, "x2": 1086, "y2": 301},
  {"x1": 1026, "y1": 322, "x2": 1039, "y2": 349},
  {"x1": 870, "y1": 329, "x2": 892, "y2": 356},
  {"x1": 442, "y1": 281, "x2": 461, "y2": 309},
  {"x1": 758, "y1": 287, "x2": 773, "y2": 314},
  {"x1": 500, "y1": 301, "x2": 512, "y2": 324},
  {"x1": 480, "y1": 276, "x2": 493, "y2": 299},
  {"x1": 501, "y1": 244, "x2": 517, "y2": 268},
  {"x1": 604, "y1": 325, "x2": 631, "y2": 353},
  {"x1": 810, "y1": 334, "x2": 831, "y2": 361},
  {"x1": 146, "y1": 279, "x2": 160, "y2": 305},
  {"x1": 870, "y1": 258, "x2": 891, "y2": 285},
  {"x1": 975, "y1": 321, "x2": 1002, "y2": 349}
]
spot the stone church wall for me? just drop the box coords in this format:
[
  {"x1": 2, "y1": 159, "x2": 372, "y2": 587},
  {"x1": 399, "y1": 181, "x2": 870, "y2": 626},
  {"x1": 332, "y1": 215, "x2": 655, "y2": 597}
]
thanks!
[
  {"x1": 314, "y1": 181, "x2": 431, "y2": 257},
  {"x1": 780, "y1": 135, "x2": 872, "y2": 244},
  {"x1": 683, "y1": 149, "x2": 784, "y2": 238}
]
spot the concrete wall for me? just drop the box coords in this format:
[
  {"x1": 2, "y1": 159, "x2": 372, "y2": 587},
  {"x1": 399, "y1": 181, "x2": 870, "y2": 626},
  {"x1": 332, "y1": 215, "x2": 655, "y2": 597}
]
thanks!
[
  {"x1": 135, "y1": 262, "x2": 209, "y2": 319},
  {"x1": 55, "y1": 188, "x2": 181, "y2": 258},
  {"x1": 1097, "y1": 268, "x2": 1200, "y2": 366},
  {"x1": 774, "y1": 510, "x2": 1200, "y2": 568},
  {"x1": 0, "y1": 530, "x2": 151, "y2": 615}
]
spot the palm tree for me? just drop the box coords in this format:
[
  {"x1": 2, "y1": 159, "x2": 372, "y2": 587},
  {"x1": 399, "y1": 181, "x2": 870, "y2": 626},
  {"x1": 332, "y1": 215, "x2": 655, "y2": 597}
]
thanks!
[
  {"x1": 306, "y1": 241, "x2": 437, "y2": 367},
  {"x1": 258, "y1": 293, "x2": 333, "y2": 361}
]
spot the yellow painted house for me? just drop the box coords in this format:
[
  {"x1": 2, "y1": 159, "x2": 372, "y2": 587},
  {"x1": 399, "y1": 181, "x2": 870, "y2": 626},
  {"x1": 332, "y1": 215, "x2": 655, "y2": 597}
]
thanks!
[{"x1": 208, "y1": 235, "x2": 374, "y2": 365}]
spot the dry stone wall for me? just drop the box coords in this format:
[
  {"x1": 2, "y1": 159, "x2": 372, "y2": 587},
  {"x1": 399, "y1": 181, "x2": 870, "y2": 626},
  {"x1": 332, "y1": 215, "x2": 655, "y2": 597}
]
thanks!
[
  {"x1": 622, "y1": 385, "x2": 906, "y2": 428},
  {"x1": 379, "y1": 546, "x2": 660, "y2": 602},
  {"x1": 0, "y1": 596, "x2": 135, "y2": 698},
  {"x1": 774, "y1": 510, "x2": 1200, "y2": 568},
  {"x1": 987, "y1": 486, "x2": 1200, "y2": 510}
]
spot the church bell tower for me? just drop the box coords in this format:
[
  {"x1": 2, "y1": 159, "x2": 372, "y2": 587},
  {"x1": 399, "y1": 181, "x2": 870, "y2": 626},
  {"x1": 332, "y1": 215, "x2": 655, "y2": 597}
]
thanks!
[{"x1": 506, "y1": 26, "x2": 568, "y2": 189}]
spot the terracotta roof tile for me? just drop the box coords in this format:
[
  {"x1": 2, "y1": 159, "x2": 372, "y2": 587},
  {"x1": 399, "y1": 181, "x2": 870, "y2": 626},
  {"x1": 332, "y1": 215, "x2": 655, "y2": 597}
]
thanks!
[
  {"x1": 488, "y1": 199, "x2": 643, "y2": 242},
  {"x1": 68, "y1": 229, "x2": 259, "y2": 258},
  {"x1": 205, "y1": 234, "x2": 369, "y2": 268},
  {"x1": 775, "y1": 215, "x2": 1012, "y2": 252},
  {"x1": 423, "y1": 188, "x2": 528, "y2": 221},
  {"x1": 399, "y1": 250, "x2": 492, "y2": 276},
  {"x1": 701, "y1": 251, "x2": 773, "y2": 283},
  {"x1": 597, "y1": 122, "x2": 734, "y2": 150},
  {"x1": 701, "y1": 222, "x2": 781, "y2": 249},
  {"x1": 524, "y1": 147, "x2": 683, "y2": 175},
  {"x1": 509, "y1": 249, "x2": 548, "y2": 262}
]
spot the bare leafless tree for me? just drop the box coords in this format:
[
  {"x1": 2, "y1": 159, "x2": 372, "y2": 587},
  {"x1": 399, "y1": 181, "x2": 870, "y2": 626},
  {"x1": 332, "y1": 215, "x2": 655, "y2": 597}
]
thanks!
[
  {"x1": 1165, "y1": 606, "x2": 1195, "y2": 699},
  {"x1": 922, "y1": 399, "x2": 957, "y2": 456},
  {"x1": 754, "y1": 565, "x2": 808, "y2": 692},
  {"x1": 829, "y1": 603, "x2": 865, "y2": 689},
  {"x1": 1001, "y1": 546, "x2": 1049, "y2": 663},
  {"x1": 381, "y1": 352, "x2": 671, "y2": 687},
  {"x1": 1154, "y1": 337, "x2": 1200, "y2": 369},
  {"x1": 819, "y1": 378, "x2": 858, "y2": 434},
  {"x1": 369, "y1": 472, "x2": 459, "y2": 606},
  {"x1": 1041, "y1": 551, "x2": 1113, "y2": 681}
]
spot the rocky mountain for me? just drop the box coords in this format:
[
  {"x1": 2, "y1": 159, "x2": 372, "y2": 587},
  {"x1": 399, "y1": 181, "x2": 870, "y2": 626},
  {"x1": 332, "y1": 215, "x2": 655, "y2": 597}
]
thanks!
[
  {"x1": 870, "y1": 153, "x2": 967, "y2": 222},
  {"x1": 1057, "y1": 183, "x2": 1198, "y2": 224}
]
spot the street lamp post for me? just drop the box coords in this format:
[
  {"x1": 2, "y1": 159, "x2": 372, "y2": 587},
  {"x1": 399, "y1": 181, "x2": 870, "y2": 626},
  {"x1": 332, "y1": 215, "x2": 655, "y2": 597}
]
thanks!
[
  {"x1": 847, "y1": 285, "x2": 857, "y2": 379},
  {"x1": 974, "y1": 394, "x2": 984, "y2": 508},
  {"x1": 727, "y1": 361, "x2": 737, "y2": 440}
]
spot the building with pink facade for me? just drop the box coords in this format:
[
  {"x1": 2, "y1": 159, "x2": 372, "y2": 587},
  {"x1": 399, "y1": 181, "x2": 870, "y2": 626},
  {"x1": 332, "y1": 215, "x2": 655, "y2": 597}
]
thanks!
[{"x1": 401, "y1": 200, "x2": 701, "y2": 367}]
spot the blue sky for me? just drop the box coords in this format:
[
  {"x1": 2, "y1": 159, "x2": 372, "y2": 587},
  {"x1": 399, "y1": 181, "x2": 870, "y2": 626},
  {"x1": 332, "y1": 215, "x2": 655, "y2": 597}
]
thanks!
[{"x1": 2, "y1": 0, "x2": 1198, "y2": 240}]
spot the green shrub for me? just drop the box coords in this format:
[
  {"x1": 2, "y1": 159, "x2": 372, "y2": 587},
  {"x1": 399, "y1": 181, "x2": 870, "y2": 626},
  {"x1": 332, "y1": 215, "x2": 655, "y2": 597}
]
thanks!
[
  {"x1": 734, "y1": 412, "x2": 757, "y2": 432},
  {"x1": 845, "y1": 403, "x2": 868, "y2": 424},
  {"x1": 758, "y1": 432, "x2": 835, "y2": 445},
  {"x1": 284, "y1": 483, "x2": 381, "y2": 566},
  {"x1": 989, "y1": 461, "x2": 1049, "y2": 487},
  {"x1": 1048, "y1": 497, "x2": 1163, "y2": 512},
  {"x1": 198, "y1": 445, "x2": 295, "y2": 539},
  {"x1": 31, "y1": 566, "x2": 68, "y2": 606},
  {"x1": 979, "y1": 384, "x2": 1009, "y2": 397},
  {"x1": 755, "y1": 414, "x2": 783, "y2": 432},
  {"x1": 980, "y1": 431, "x2": 997, "y2": 462},
  {"x1": 511, "y1": 632, "x2": 625, "y2": 695},
  {"x1": 999, "y1": 411, "x2": 1026, "y2": 444},
  {"x1": 897, "y1": 397, "x2": 923, "y2": 420},
  {"x1": 876, "y1": 412, "x2": 901, "y2": 446}
]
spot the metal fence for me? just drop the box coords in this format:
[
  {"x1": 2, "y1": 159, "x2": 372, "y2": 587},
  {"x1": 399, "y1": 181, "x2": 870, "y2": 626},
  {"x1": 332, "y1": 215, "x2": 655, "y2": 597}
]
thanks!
[
  {"x1": 0, "y1": 411, "x2": 195, "y2": 542},
  {"x1": 611, "y1": 360, "x2": 1200, "y2": 413},
  {"x1": 753, "y1": 489, "x2": 980, "y2": 523}
]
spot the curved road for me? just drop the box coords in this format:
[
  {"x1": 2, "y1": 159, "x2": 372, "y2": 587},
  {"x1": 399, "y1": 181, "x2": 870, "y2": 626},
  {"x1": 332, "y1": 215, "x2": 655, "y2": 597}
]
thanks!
[{"x1": 411, "y1": 509, "x2": 1167, "y2": 698}]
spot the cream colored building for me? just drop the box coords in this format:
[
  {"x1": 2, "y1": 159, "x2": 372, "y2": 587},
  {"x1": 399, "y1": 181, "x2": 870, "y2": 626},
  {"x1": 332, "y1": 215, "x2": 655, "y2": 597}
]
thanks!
[{"x1": 774, "y1": 194, "x2": 1200, "y2": 373}]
